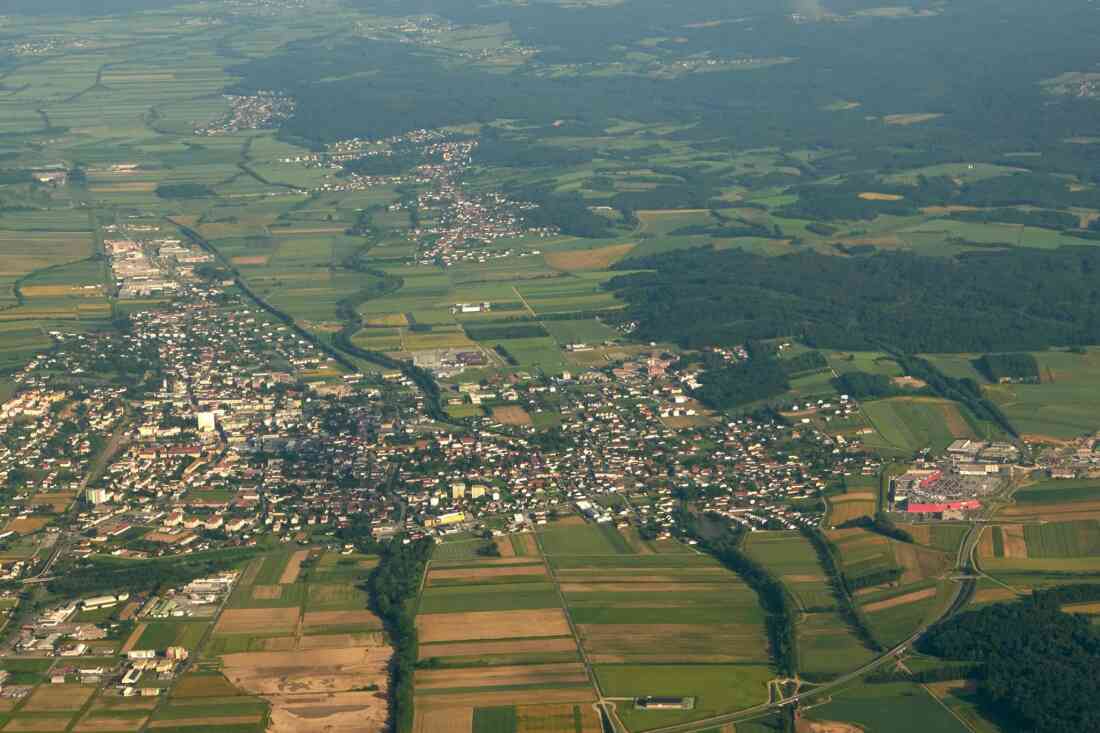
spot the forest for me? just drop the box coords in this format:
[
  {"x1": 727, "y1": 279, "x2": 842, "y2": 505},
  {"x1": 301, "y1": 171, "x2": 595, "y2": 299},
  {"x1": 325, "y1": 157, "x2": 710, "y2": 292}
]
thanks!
[
  {"x1": 918, "y1": 588, "x2": 1100, "y2": 733},
  {"x1": 607, "y1": 245, "x2": 1100, "y2": 354}
]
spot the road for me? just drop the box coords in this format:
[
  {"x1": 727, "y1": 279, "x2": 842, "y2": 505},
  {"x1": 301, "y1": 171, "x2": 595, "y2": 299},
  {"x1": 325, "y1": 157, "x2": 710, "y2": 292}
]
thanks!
[{"x1": 623, "y1": 512, "x2": 990, "y2": 733}]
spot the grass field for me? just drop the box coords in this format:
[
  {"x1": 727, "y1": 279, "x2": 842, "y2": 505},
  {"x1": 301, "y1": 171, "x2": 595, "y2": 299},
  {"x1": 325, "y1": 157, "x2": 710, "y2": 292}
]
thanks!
[
  {"x1": 806, "y1": 680, "x2": 971, "y2": 733},
  {"x1": 985, "y1": 348, "x2": 1100, "y2": 439},
  {"x1": 861, "y1": 397, "x2": 980, "y2": 455}
]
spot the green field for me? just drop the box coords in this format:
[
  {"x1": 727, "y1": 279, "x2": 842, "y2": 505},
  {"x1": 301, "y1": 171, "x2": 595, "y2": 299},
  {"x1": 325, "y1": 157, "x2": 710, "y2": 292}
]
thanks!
[
  {"x1": 861, "y1": 397, "x2": 979, "y2": 455},
  {"x1": 538, "y1": 522, "x2": 632, "y2": 556},
  {"x1": 1014, "y1": 479, "x2": 1100, "y2": 504},
  {"x1": 806, "y1": 681, "x2": 971, "y2": 733},
  {"x1": 595, "y1": 664, "x2": 772, "y2": 729},
  {"x1": 985, "y1": 348, "x2": 1100, "y2": 438}
]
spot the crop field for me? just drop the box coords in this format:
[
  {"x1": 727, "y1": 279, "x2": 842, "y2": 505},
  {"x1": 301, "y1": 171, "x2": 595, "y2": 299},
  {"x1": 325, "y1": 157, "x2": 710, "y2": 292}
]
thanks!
[
  {"x1": 1013, "y1": 478, "x2": 1100, "y2": 504},
  {"x1": 806, "y1": 681, "x2": 970, "y2": 733},
  {"x1": 860, "y1": 397, "x2": 980, "y2": 455},
  {"x1": 984, "y1": 348, "x2": 1100, "y2": 439},
  {"x1": 825, "y1": 492, "x2": 876, "y2": 526},
  {"x1": 905, "y1": 523, "x2": 969, "y2": 554}
]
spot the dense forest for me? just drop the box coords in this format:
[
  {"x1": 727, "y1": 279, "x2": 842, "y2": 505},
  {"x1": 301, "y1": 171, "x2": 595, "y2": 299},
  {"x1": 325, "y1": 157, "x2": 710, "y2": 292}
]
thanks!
[
  {"x1": 918, "y1": 588, "x2": 1100, "y2": 733},
  {"x1": 973, "y1": 353, "x2": 1040, "y2": 382},
  {"x1": 607, "y1": 246, "x2": 1100, "y2": 354}
]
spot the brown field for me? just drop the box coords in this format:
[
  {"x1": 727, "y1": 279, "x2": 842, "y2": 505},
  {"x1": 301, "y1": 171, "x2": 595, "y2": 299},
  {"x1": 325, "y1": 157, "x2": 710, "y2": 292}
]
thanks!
[
  {"x1": 215, "y1": 607, "x2": 299, "y2": 635},
  {"x1": 118, "y1": 601, "x2": 140, "y2": 621},
  {"x1": 1002, "y1": 524, "x2": 1028, "y2": 559},
  {"x1": 561, "y1": 582, "x2": 728, "y2": 593},
  {"x1": 857, "y1": 192, "x2": 904, "y2": 201},
  {"x1": 1062, "y1": 601, "x2": 1100, "y2": 614},
  {"x1": 433, "y1": 557, "x2": 544, "y2": 568},
  {"x1": 270, "y1": 227, "x2": 348, "y2": 235},
  {"x1": 415, "y1": 662, "x2": 588, "y2": 691},
  {"x1": 515, "y1": 533, "x2": 541, "y2": 557},
  {"x1": 494, "y1": 537, "x2": 516, "y2": 558},
  {"x1": 781, "y1": 574, "x2": 826, "y2": 584},
  {"x1": 365, "y1": 313, "x2": 409, "y2": 327},
  {"x1": 415, "y1": 687, "x2": 596, "y2": 710},
  {"x1": 22, "y1": 685, "x2": 95, "y2": 712},
  {"x1": 863, "y1": 587, "x2": 938, "y2": 614},
  {"x1": 170, "y1": 674, "x2": 243, "y2": 699},
  {"x1": 555, "y1": 571, "x2": 728, "y2": 583},
  {"x1": 142, "y1": 530, "x2": 195, "y2": 545},
  {"x1": 29, "y1": 492, "x2": 76, "y2": 513},
  {"x1": 999, "y1": 500, "x2": 1100, "y2": 523},
  {"x1": 973, "y1": 587, "x2": 1022, "y2": 605},
  {"x1": 299, "y1": 633, "x2": 385, "y2": 650},
  {"x1": 3, "y1": 516, "x2": 51, "y2": 535},
  {"x1": 491, "y1": 405, "x2": 532, "y2": 426},
  {"x1": 149, "y1": 715, "x2": 262, "y2": 728},
  {"x1": 428, "y1": 565, "x2": 546, "y2": 584},
  {"x1": 279, "y1": 550, "x2": 311, "y2": 584},
  {"x1": 798, "y1": 721, "x2": 864, "y2": 733},
  {"x1": 517, "y1": 703, "x2": 602, "y2": 733},
  {"x1": 223, "y1": 647, "x2": 391, "y2": 733},
  {"x1": 413, "y1": 705, "x2": 473, "y2": 733},
  {"x1": 88, "y1": 182, "x2": 158, "y2": 193},
  {"x1": 2, "y1": 718, "x2": 74, "y2": 732},
  {"x1": 893, "y1": 541, "x2": 949, "y2": 584},
  {"x1": 252, "y1": 585, "x2": 283, "y2": 600},
  {"x1": 74, "y1": 716, "x2": 148, "y2": 732},
  {"x1": 231, "y1": 255, "x2": 269, "y2": 266},
  {"x1": 883, "y1": 112, "x2": 944, "y2": 126},
  {"x1": 827, "y1": 494, "x2": 876, "y2": 526},
  {"x1": 418, "y1": 609, "x2": 571, "y2": 644},
  {"x1": 544, "y1": 243, "x2": 635, "y2": 271},
  {"x1": 20, "y1": 285, "x2": 97, "y2": 297},
  {"x1": 261, "y1": 637, "x2": 298, "y2": 651},
  {"x1": 977, "y1": 527, "x2": 995, "y2": 558},
  {"x1": 121, "y1": 623, "x2": 146, "y2": 654},
  {"x1": 577, "y1": 624, "x2": 768, "y2": 663},
  {"x1": 302, "y1": 610, "x2": 383, "y2": 631},
  {"x1": 418, "y1": 637, "x2": 578, "y2": 661}
]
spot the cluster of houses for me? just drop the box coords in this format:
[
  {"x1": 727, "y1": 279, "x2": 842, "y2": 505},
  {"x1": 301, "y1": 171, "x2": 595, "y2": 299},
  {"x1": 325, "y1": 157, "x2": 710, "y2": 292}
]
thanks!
[{"x1": 194, "y1": 91, "x2": 295, "y2": 136}]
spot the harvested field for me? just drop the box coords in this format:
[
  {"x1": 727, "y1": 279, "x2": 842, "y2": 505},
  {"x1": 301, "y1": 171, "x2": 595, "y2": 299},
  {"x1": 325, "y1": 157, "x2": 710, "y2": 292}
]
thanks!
[
  {"x1": 514, "y1": 534, "x2": 541, "y2": 557},
  {"x1": 494, "y1": 537, "x2": 516, "y2": 558},
  {"x1": 517, "y1": 703, "x2": 602, "y2": 733},
  {"x1": 22, "y1": 684, "x2": 95, "y2": 711},
  {"x1": 2, "y1": 719, "x2": 74, "y2": 732},
  {"x1": 415, "y1": 662, "x2": 587, "y2": 690},
  {"x1": 149, "y1": 715, "x2": 262, "y2": 728},
  {"x1": 858, "y1": 192, "x2": 904, "y2": 201},
  {"x1": 1002, "y1": 524, "x2": 1028, "y2": 558},
  {"x1": 863, "y1": 587, "x2": 937, "y2": 614},
  {"x1": 428, "y1": 565, "x2": 546, "y2": 583},
  {"x1": 417, "y1": 609, "x2": 571, "y2": 643},
  {"x1": 279, "y1": 550, "x2": 311, "y2": 584},
  {"x1": 261, "y1": 637, "x2": 298, "y2": 651},
  {"x1": 215, "y1": 607, "x2": 299, "y2": 635},
  {"x1": 4, "y1": 516, "x2": 50, "y2": 535},
  {"x1": 893, "y1": 542, "x2": 948, "y2": 584},
  {"x1": 999, "y1": 500, "x2": 1100, "y2": 522},
  {"x1": 118, "y1": 601, "x2": 140, "y2": 621},
  {"x1": 797, "y1": 721, "x2": 865, "y2": 733},
  {"x1": 781, "y1": 574, "x2": 826, "y2": 584},
  {"x1": 560, "y1": 582, "x2": 728, "y2": 593},
  {"x1": 170, "y1": 673, "x2": 242, "y2": 699},
  {"x1": 418, "y1": 637, "x2": 578, "y2": 660},
  {"x1": 299, "y1": 633, "x2": 385, "y2": 650},
  {"x1": 828, "y1": 493, "x2": 876, "y2": 525},
  {"x1": 230, "y1": 255, "x2": 270, "y2": 265},
  {"x1": 433, "y1": 557, "x2": 544, "y2": 568},
  {"x1": 545, "y1": 243, "x2": 635, "y2": 271},
  {"x1": 413, "y1": 705, "x2": 473, "y2": 733},
  {"x1": 121, "y1": 623, "x2": 146, "y2": 654},
  {"x1": 29, "y1": 492, "x2": 76, "y2": 513},
  {"x1": 222, "y1": 646, "x2": 391, "y2": 696},
  {"x1": 416, "y1": 687, "x2": 595, "y2": 710},
  {"x1": 1063, "y1": 601, "x2": 1100, "y2": 614},
  {"x1": 972, "y1": 588, "x2": 1022, "y2": 605},
  {"x1": 491, "y1": 405, "x2": 532, "y2": 425},
  {"x1": 977, "y1": 527, "x2": 995, "y2": 558},
  {"x1": 266, "y1": 691, "x2": 388, "y2": 733},
  {"x1": 577, "y1": 624, "x2": 768, "y2": 663},
  {"x1": 253, "y1": 585, "x2": 283, "y2": 600},
  {"x1": 302, "y1": 610, "x2": 383, "y2": 631},
  {"x1": 74, "y1": 716, "x2": 148, "y2": 732}
]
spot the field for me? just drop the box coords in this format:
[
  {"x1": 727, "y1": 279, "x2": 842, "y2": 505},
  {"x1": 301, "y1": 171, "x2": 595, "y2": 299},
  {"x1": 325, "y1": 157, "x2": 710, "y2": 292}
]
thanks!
[
  {"x1": 984, "y1": 348, "x2": 1100, "y2": 439},
  {"x1": 860, "y1": 397, "x2": 980, "y2": 455},
  {"x1": 805, "y1": 681, "x2": 970, "y2": 733}
]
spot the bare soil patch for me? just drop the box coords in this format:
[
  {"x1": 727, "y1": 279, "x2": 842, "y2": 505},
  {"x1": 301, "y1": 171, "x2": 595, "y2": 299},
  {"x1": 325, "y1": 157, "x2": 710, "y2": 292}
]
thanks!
[
  {"x1": 491, "y1": 405, "x2": 532, "y2": 425},
  {"x1": 416, "y1": 687, "x2": 595, "y2": 710},
  {"x1": 74, "y1": 716, "x2": 147, "y2": 732},
  {"x1": 494, "y1": 537, "x2": 516, "y2": 558},
  {"x1": 973, "y1": 588, "x2": 1021, "y2": 605},
  {"x1": 121, "y1": 623, "x2": 146, "y2": 654},
  {"x1": 230, "y1": 255, "x2": 269, "y2": 266},
  {"x1": 418, "y1": 609, "x2": 571, "y2": 644},
  {"x1": 261, "y1": 637, "x2": 298, "y2": 651},
  {"x1": 22, "y1": 685, "x2": 95, "y2": 711},
  {"x1": 414, "y1": 705, "x2": 473, "y2": 733},
  {"x1": 798, "y1": 721, "x2": 864, "y2": 733},
  {"x1": 302, "y1": 610, "x2": 383, "y2": 631},
  {"x1": 428, "y1": 565, "x2": 546, "y2": 583},
  {"x1": 299, "y1": 633, "x2": 385, "y2": 650},
  {"x1": 977, "y1": 527, "x2": 995, "y2": 558},
  {"x1": 418, "y1": 637, "x2": 578, "y2": 660},
  {"x1": 883, "y1": 112, "x2": 943, "y2": 126},
  {"x1": 4, "y1": 516, "x2": 50, "y2": 535},
  {"x1": 863, "y1": 587, "x2": 937, "y2": 614},
  {"x1": 2, "y1": 719, "x2": 75, "y2": 732},
  {"x1": 545, "y1": 243, "x2": 635, "y2": 271},
  {"x1": 216, "y1": 607, "x2": 299, "y2": 635},
  {"x1": 415, "y1": 662, "x2": 587, "y2": 691},
  {"x1": 1002, "y1": 524, "x2": 1028, "y2": 558},
  {"x1": 222, "y1": 646, "x2": 391, "y2": 697},
  {"x1": 279, "y1": 550, "x2": 311, "y2": 584},
  {"x1": 252, "y1": 585, "x2": 283, "y2": 600},
  {"x1": 858, "y1": 192, "x2": 903, "y2": 201}
]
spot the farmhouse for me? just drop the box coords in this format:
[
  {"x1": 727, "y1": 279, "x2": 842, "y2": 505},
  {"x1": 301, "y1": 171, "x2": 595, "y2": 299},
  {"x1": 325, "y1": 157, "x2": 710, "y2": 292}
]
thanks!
[{"x1": 635, "y1": 696, "x2": 696, "y2": 711}]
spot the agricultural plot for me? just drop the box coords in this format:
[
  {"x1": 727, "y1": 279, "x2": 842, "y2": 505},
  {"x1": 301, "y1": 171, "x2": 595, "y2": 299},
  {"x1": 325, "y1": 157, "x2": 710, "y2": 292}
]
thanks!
[
  {"x1": 805, "y1": 681, "x2": 970, "y2": 733},
  {"x1": 984, "y1": 348, "x2": 1100, "y2": 439},
  {"x1": 825, "y1": 492, "x2": 876, "y2": 526},
  {"x1": 976, "y1": 519, "x2": 1100, "y2": 578},
  {"x1": 905, "y1": 523, "x2": 969, "y2": 554},
  {"x1": 860, "y1": 397, "x2": 980, "y2": 455},
  {"x1": 538, "y1": 521, "x2": 633, "y2": 556}
]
